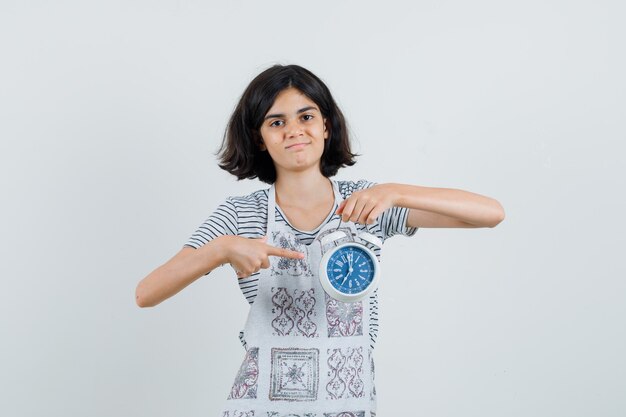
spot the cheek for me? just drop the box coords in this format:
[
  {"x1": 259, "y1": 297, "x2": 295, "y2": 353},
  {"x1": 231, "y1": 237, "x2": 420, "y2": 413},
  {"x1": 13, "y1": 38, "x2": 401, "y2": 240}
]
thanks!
[
  {"x1": 310, "y1": 124, "x2": 325, "y2": 137},
  {"x1": 260, "y1": 130, "x2": 278, "y2": 146}
]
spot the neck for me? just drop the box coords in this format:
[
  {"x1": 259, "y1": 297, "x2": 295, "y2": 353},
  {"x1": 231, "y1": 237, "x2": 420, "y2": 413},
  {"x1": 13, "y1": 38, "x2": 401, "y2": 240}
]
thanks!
[{"x1": 274, "y1": 170, "x2": 333, "y2": 208}]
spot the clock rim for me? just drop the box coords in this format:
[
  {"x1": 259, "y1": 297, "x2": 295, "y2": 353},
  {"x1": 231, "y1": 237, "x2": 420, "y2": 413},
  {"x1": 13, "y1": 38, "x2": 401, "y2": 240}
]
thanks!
[{"x1": 319, "y1": 242, "x2": 380, "y2": 303}]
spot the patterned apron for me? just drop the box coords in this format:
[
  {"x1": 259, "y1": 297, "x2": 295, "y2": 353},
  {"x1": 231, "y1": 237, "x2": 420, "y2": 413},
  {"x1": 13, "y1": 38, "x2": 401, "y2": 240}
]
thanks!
[{"x1": 220, "y1": 180, "x2": 377, "y2": 417}]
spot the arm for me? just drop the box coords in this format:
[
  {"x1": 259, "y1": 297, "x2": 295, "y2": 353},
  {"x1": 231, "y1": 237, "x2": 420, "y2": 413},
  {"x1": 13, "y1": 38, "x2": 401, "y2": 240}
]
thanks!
[
  {"x1": 337, "y1": 183, "x2": 505, "y2": 229},
  {"x1": 394, "y1": 184, "x2": 505, "y2": 228},
  {"x1": 136, "y1": 196, "x2": 239, "y2": 307},
  {"x1": 135, "y1": 236, "x2": 230, "y2": 308},
  {"x1": 135, "y1": 235, "x2": 305, "y2": 307}
]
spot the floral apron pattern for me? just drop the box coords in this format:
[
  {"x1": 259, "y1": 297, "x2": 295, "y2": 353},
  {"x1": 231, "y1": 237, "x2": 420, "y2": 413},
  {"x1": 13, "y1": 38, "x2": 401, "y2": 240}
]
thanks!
[
  {"x1": 271, "y1": 288, "x2": 319, "y2": 338},
  {"x1": 220, "y1": 180, "x2": 377, "y2": 416}
]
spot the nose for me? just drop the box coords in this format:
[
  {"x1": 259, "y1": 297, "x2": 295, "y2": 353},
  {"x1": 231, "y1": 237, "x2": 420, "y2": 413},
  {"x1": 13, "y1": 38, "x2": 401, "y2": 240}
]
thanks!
[{"x1": 285, "y1": 120, "x2": 303, "y2": 138}]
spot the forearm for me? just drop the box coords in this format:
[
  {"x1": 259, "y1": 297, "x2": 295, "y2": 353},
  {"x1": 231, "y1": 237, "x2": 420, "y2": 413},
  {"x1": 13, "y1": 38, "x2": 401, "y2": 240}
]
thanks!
[
  {"x1": 391, "y1": 183, "x2": 505, "y2": 227},
  {"x1": 135, "y1": 236, "x2": 231, "y2": 308}
]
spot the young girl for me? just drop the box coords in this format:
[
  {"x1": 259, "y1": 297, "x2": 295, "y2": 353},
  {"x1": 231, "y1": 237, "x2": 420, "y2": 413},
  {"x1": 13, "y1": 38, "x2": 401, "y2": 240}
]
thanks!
[{"x1": 136, "y1": 64, "x2": 505, "y2": 416}]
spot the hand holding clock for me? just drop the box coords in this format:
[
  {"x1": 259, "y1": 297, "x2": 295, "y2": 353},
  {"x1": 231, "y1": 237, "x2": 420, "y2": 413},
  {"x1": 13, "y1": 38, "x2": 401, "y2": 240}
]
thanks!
[{"x1": 336, "y1": 183, "x2": 398, "y2": 225}]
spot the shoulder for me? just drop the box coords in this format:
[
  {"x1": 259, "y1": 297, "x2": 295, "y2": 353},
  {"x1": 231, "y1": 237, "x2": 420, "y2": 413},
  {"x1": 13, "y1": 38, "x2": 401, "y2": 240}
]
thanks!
[
  {"x1": 223, "y1": 186, "x2": 270, "y2": 210},
  {"x1": 335, "y1": 178, "x2": 377, "y2": 199},
  {"x1": 218, "y1": 187, "x2": 270, "y2": 237}
]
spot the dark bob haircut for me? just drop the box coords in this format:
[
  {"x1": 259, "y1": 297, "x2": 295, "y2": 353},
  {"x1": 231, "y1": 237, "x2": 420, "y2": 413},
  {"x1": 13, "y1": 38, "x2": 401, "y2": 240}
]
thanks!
[{"x1": 216, "y1": 64, "x2": 358, "y2": 184}]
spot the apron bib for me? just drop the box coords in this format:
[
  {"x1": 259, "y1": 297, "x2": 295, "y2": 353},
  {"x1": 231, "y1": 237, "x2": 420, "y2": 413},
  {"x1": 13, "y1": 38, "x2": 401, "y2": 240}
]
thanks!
[{"x1": 220, "y1": 179, "x2": 378, "y2": 417}]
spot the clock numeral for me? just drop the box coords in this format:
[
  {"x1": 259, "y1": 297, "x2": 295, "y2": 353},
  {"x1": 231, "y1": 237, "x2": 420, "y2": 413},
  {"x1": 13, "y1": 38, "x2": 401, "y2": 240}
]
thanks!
[{"x1": 335, "y1": 260, "x2": 344, "y2": 267}]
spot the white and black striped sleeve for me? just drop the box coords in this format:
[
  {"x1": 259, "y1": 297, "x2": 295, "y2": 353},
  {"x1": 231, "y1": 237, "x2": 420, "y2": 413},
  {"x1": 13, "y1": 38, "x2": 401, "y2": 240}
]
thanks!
[
  {"x1": 359, "y1": 180, "x2": 418, "y2": 241},
  {"x1": 184, "y1": 197, "x2": 239, "y2": 249}
]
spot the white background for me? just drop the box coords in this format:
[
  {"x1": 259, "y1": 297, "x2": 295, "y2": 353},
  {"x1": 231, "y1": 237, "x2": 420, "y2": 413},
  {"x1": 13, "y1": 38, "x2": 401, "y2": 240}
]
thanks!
[{"x1": 1, "y1": 1, "x2": 624, "y2": 416}]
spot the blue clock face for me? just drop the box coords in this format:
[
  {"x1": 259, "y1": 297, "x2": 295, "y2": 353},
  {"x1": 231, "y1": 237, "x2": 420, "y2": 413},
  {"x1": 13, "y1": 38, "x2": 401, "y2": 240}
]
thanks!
[{"x1": 326, "y1": 245, "x2": 376, "y2": 294}]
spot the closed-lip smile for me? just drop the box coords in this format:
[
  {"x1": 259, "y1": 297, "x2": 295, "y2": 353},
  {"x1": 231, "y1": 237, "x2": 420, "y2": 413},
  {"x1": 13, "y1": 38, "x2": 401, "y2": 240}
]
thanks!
[{"x1": 286, "y1": 142, "x2": 310, "y2": 149}]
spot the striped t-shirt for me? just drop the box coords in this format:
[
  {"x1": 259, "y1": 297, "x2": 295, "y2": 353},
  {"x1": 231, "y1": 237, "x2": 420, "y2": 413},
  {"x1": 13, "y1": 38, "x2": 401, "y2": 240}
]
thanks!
[{"x1": 184, "y1": 178, "x2": 418, "y2": 347}]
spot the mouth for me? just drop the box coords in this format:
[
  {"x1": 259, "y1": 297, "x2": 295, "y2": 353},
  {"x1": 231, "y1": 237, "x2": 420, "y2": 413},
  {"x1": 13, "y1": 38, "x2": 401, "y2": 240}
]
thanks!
[{"x1": 286, "y1": 142, "x2": 311, "y2": 150}]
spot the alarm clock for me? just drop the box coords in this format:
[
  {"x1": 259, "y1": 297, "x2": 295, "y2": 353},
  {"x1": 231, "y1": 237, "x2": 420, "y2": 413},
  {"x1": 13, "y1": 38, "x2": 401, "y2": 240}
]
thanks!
[{"x1": 319, "y1": 229, "x2": 382, "y2": 303}]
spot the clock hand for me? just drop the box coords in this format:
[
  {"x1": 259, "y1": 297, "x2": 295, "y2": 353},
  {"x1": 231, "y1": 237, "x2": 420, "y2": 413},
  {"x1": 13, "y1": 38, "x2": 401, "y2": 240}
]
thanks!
[
  {"x1": 341, "y1": 270, "x2": 351, "y2": 286},
  {"x1": 341, "y1": 256, "x2": 354, "y2": 285},
  {"x1": 345, "y1": 253, "x2": 354, "y2": 283}
]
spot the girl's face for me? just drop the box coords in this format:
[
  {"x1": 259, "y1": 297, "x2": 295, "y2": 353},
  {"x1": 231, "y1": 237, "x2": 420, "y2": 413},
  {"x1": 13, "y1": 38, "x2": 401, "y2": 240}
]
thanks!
[{"x1": 259, "y1": 87, "x2": 329, "y2": 178}]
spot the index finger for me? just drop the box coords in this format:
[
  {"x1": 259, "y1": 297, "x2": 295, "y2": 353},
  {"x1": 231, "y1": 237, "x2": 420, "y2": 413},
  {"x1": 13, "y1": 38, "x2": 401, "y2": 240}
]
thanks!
[{"x1": 266, "y1": 244, "x2": 305, "y2": 259}]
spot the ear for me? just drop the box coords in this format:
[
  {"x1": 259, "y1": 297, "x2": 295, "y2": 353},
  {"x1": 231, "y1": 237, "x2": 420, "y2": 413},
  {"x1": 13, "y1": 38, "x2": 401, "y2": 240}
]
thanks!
[{"x1": 323, "y1": 118, "x2": 330, "y2": 139}]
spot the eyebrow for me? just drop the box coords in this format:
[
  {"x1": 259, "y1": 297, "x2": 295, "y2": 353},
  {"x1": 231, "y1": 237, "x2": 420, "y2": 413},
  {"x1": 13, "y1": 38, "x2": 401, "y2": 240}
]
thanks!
[{"x1": 264, "y1": 106, "x2": 318, "y2": 120}]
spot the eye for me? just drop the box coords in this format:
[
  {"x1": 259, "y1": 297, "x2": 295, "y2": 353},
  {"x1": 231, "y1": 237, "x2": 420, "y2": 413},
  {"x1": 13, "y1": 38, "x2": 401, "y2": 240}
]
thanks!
[
  {"x1": 269, "y1": 120, "x2": 284, "y2": 127},
  {"x1": 302, "y1": 114, "x2": 314, "y2": 121}
]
